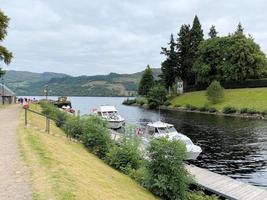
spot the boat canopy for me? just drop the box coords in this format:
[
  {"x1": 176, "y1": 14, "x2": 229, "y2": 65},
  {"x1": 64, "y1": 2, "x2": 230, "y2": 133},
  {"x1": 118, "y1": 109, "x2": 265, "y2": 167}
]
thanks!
[
  {"x1": 99, "y1": 105, "x2": 118, "y2": 112},
  {"x1": 147, "y1": 121, "x2": 173, "y2": 128}
]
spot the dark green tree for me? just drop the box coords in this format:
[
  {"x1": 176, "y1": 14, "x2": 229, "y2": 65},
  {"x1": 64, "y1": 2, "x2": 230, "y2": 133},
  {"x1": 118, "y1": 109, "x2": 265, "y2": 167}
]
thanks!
[
  {"x1": 193, "y1": 34, "x2": 267, "y2": 84},
  {"x1": 235, "y1": 22, "x2": 244, "y2": 35},
  {"x1": 189, "y1": 15, "x2": 204, "y2": 85},
  {"x1": 208, "y1": 25, "x2": 218, "y2": 38},
  {"x1": 0, "y1": 10, "x2": 12, "y2": 77},
  {"x1": 161, "y1": 34, "x2": 177, "y2": 89},
  {"x1": 206, "y1": 80, "x2": 224, "y2": 104},
  {"x1": 176, "y1": 24, "x2": 192, "y2": 89},
  {"x1": 147, "y1": 84, "x2": 167, "y2": 108},
  {"x1": 138, "y1": 65, "x2": 154, "y2": 96}
]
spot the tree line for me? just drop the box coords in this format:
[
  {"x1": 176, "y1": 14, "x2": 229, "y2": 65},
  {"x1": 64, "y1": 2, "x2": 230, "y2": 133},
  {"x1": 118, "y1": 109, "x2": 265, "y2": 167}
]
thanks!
[{"x1": 160, "y1": 15, "x2": 267, "y2": 91}]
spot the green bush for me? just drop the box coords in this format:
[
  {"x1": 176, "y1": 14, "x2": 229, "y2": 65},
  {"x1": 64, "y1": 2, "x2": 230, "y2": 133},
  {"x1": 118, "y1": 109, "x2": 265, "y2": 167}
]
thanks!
[
  {"x1": 106, "y1": 140, "x2": 142, "y2": 173},
  {"x1": 208, "y1": 107, "x2": 217, "y2": 113},
  {"x1": 185, "y1": 104, "x2": 197, "y2": 111},
  {"x1": 55, "y1": 111, "x2": 68, "y2": 127},
  {"x1": 174, "y1": 104, "x2": 181, "y2": 108},
  {"x1": 147, "y1": 84, "x2": 167, "y2": 109},
  {"x1": 206, "y1": 80, "x2": 224, "y2": 104},
  {"x1": 240, "y1": 107, "x2": 249, "y2": 113},
  {"x1": 187, "y1": 191, "x2": 219, "y2": 200},
  {"x1": 128, "y1": 167, "x2": 147, "y2": 186},
  {"x1": 261, "y1": 109, "x2": 267, "y2": 116},
  {"x1": 63, "y1": 116, "x2": 84, "y2": 139},
  {"x1": 223, "y1": 106, "x2": 237, "y2": 114},
  {"x1": 136, "y1": 97, "x2": 147, "y2": 106},
  {"x1": 146, "y1": 138, "x2": 190, "y2": 200},
  {"x1": 198, "y1": 104, "x2": 209, "y2": 112},
  {"x1": 247, "y1": 108, "x2": 259, "y2": 115},
  {"x1": 122, "y1": 98, "x2": 136, "y2": 105},
  {"x1": 164, "y1": 100, "x2": 171, "y2": 106},
  {"x1": 81, "y1": 116, "x2": 111, "y2": 159}
]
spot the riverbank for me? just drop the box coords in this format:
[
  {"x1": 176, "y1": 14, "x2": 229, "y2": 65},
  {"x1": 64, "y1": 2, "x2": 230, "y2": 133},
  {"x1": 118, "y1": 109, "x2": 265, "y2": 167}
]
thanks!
[{"x1": 18, "y1": 106, "x2": 156, "y2": 200}]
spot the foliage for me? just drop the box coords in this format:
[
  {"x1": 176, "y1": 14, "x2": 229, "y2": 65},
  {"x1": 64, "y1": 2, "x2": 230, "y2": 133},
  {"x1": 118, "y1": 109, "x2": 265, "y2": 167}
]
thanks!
[
  {"x1": 161, "y1": 34, "x2": 177, "y2": 89},
  {"x1": 206, "y1": 81, "x2": 224, "y2": 104},
  {"x1": 208, "y1": 107, "x2": 217, "y2": 113},
  {"x1": 240, "y1": 107, "x2": 249, "y2": 113},
  {"x1": 138, "y1": 65, "x2": 155, "y2": 96},
  {"x1": 164, "y1": 100, "x2": 171, "y2": 106},
  {"x1": 122, "y1": 98, "x2": 136, "y2": 105},
  {"x1": 146, "y1": 138, "x2": 190, "y2": 200},
  {"x1": 223, "y1": 106, "x2": 237, "y2": 114},
  {"x1": 63, "y1": 116, "x2": 84, "y2": 139},
  {"x1": 198, "y1": 104, "x2": 209, "y2": 112},
  {"x1": 187, "y1": 191, "x2": 219, "y2": 200},
  {"x1": 208, "y1": 25, "x2": 218, "y2": 38},
  {"x1": 0, "y1": 10, "x2": 12, "y2": 77},
  {"x1": 194, "y1": 33, "x2": 267, "y2": 85},
  {"x1": 81, "y1": 115, "x2": 111, "y2": 158},
  {"x1": 106, "y1": 140, "x2": 142, "y2": 173},
  {"x1": 147, "y1": 84, "x2": 167, "y2": 108}
]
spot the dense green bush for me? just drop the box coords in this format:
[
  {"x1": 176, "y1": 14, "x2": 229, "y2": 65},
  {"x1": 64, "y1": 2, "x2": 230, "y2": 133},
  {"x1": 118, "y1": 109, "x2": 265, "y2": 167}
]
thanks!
[
  {"x1": 106, "y1": 140, "x2": 142, "y2": 173},
  {"x1": 208, "y1": 107, "x2": 217, "y2": 113},
  {"x1": 147, "y1": 84, "x2": 167, "y2": 109},
  {"x1": 187, "y1": 191, "x2": 219, "y2": 200},
  {"x1": 63, "y1": 116, "x2": 84, "y2": 139},
  {"x1": 81, "y1": 116, "x2": 111, "y2": 158},
  {"x1": 146, "y1": 138, "x2": 190, "y2": 200},
  {"x1": 198, "y1": 104, "x2": 209, "y2": 112},
  {"x1": 164, "y1": 100, "x2": 171, "y2": 106},
  {"x1": 206, "y1": 80, "x2": 224, "y2": 104},
  {"x1": 222, "y1": 106, "x2": 237, "y2": 114},
  {"x1": 186, "y1": 104, "x2": 197, "y2": 111},
  {"x1": 136, "y1": 97, "x2": 147, "y2": 106},
  {"x1": 261, "y1": 109, "x2": 267, "y2": 116},
  {"x1": 240, "y1": 107, "x2": 249, "y2": 113},
  {"x1": 122, "y1": 98, "x2": 136, "y2": 105},
  {"x1": 247, "y1": 108, "x2": 259, "y2": 115}
]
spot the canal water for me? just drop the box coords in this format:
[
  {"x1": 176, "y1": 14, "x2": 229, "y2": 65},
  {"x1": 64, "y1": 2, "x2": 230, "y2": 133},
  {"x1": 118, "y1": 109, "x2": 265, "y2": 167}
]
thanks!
[{"x1": 29, "y1": 96, "x2": 267, "y2": 188}]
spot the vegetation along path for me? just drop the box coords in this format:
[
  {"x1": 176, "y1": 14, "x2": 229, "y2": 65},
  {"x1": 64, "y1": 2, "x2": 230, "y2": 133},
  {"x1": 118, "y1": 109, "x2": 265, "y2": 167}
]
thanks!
[{"x1": 0, "y1": 105, "x2": 32, "y2": 200}]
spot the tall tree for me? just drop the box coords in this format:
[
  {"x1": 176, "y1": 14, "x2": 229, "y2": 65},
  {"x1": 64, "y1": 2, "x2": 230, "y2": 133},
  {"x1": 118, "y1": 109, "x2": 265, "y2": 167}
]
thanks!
[
  {"x1": 161, "y1": 34, "x2": 177, "y2": 89},
  {"x1": 189, "y1": 15, "x2": 204, "y2": 85},
  {"x1": 208, "y1": 25, "x2": 218, "y2": 38},
  {"x1": 0, "y1": 10, "x2": 12, "y2": 77},
  {"x1": 176, "y1": 24, "x2": 192, "y2": 89},
  {"x1": 138, "y1": 65, "x2": 154, "y2": 96},
  {"x1": 235, "y1": 22, "x2": 244, "y2": 35}
]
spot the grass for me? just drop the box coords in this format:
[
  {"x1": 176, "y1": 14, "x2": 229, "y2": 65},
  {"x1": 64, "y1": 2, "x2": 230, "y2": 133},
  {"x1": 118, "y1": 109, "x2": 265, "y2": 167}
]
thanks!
[
  {"x1": 171, "y1": 87, "x2": 267, "y2": 112},
  {"x1": 17, "y1": 105, "x2": 156, "y2": 200}
]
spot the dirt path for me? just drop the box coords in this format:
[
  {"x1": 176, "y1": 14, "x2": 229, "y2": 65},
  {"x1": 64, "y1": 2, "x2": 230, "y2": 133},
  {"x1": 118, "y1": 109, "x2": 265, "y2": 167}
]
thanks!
[{"x1": 0, "y1": 105, "x2": 32, "y2": 200}]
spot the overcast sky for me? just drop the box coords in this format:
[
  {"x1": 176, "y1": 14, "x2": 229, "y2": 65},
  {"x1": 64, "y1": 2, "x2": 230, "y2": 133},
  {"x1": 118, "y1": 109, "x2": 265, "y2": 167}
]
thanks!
[{"x1": 0, "y1": 0, "x2": 267, "y2": 76}]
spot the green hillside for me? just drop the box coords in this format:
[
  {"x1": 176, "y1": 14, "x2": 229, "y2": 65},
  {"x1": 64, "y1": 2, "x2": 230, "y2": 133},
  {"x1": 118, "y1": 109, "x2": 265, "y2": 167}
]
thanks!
[
  {"x1": 4, "y1": 69, "x2": 161, "y2": 96},
  {"x1": 171, "y1": 87, "x2": 267, "y2": 111}
]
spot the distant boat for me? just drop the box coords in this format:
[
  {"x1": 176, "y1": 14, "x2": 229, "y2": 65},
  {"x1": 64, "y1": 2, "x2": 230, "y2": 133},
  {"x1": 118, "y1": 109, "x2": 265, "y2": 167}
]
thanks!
[
  {"x1": 141, "y1": 121, "x2": 202, "y2": 160},
  {"x1": 93, "y1": 105, "x2": 125, "y2": 129}
]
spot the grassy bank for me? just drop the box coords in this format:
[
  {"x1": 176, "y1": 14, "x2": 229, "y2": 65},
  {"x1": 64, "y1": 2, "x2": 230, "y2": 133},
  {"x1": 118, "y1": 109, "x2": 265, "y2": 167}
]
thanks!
[
  {"x1": 17, "y1": 106, "x2": 156, "y2": 200},
  {"x1": 171, "y1": 87, "x2": 267, "y2": 112}
]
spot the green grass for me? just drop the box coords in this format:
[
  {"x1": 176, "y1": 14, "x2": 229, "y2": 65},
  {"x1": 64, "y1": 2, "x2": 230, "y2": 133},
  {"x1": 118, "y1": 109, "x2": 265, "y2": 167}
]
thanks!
[
  {"x1": 171, "y1": 87, "x2": 267, "y2": 112},
  {"x1": 17, "y1": 106, "x2": 157, "y2": 200}
]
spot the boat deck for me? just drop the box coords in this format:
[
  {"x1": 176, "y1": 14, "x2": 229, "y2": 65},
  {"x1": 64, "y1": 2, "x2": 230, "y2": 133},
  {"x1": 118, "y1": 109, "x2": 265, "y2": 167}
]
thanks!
[{"x1": 186, "y1": 164, "x2": 267, "y2": 200}]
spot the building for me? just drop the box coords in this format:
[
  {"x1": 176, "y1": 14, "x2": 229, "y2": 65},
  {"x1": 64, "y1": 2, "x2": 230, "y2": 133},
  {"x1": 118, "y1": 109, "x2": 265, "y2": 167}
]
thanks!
[{"x1": 0, "y1": 83, "x2": 16, "y2": 104}]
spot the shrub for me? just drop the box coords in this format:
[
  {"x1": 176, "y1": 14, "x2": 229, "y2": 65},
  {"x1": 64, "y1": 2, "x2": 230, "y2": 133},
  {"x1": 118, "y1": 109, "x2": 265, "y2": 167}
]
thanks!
[
  {"x1": 208, "y1": 107, "x2": 217, "y2": 113},
  {"x1": 247, "y1": 108, "x2": 259, "y2": 115},
  {"x1": 223, "y1": 106, "x2": 237, "y2": 114},
  {"x1": 55, "y1": 111, "x2": 68, "y2": 127},
  {"x1": 198, "y1": 104, "x2": 209, "y2": 112},
  {"x1": 122, "y1": 98, "x2": 136, "y2": 105},
  {"x1": 81, "y1": 115, "x2": 111, "y2": 158},
  {"x1": 206, "y1": 80, "x2": 224, "y2": 104},
  {"x1": 63, "y1": 116, "x2": 84, "y2": 139},
  {"x1": 261, "y1": 109, "x2": 267, "y2": 116},
  {"x1": 174, "y1": 104, "x2": 181, "y2": 108},
  {"x1": 185, "y1": 104, "x2": 197, "y2": 111},
  {"x1": 164, "y1": 100, "x2": 171, "y2": 106},
  {"x1": 136, "y1": 97, "x2": 147, "y2": 106},
  {"x1": 240, "y1": 107, "x2": 248, "y2": 114},
  {"x1": 128, "y1": 167, "x2": 147, "y2": 186},
  {"x1": 187, "y1": 191, "x2": 219, "y2": 200},
  {"x1": 106, "y1": 140, "x2": 142, "y2": 173},
  {"x1": 146, "y1": 138, "x2": 191, "y2": 200},
  {"x1": 147, "y1": 84, "x2": 167, "y2": 109}
]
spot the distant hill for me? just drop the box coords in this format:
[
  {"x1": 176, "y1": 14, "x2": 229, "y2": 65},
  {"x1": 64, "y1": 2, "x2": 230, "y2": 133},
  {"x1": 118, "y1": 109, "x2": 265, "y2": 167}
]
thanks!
[{"x1": 3, "y1": 69, "x2": 161, "y2": 96}]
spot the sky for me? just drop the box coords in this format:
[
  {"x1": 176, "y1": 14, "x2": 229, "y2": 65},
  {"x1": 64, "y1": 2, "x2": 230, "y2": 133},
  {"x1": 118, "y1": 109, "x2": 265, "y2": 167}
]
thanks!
[{"x1": 1, "y1": 0, "x2": 267, "y2": 76}]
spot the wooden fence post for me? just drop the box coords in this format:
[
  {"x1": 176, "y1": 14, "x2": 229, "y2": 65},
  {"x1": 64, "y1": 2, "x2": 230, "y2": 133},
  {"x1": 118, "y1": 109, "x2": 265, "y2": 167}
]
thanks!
[{"x1": 25, "y1": 109, "x2": 27, "y2": 126}]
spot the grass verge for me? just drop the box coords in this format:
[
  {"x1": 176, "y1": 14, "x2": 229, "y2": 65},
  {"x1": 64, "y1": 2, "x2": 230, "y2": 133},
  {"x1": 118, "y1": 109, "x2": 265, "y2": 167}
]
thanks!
[{"x1": 17, "y1": 106, "x2": 156, "y2": 200}]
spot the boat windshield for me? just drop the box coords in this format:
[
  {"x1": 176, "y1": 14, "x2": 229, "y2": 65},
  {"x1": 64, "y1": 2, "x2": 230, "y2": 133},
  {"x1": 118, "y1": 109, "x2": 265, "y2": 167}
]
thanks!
[{"x1": 157, "y1": 126, "x2": 177, "y2": 134}]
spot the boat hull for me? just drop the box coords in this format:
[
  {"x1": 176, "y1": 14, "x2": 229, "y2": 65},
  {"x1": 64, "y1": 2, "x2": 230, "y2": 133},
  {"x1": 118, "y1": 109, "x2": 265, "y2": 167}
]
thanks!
[
  {"x1": 108, "y1": 120, "x2": 125, "y2": 129},
  {"x1": 186, "y1": 150, "x2": 202, "y2": 160}
]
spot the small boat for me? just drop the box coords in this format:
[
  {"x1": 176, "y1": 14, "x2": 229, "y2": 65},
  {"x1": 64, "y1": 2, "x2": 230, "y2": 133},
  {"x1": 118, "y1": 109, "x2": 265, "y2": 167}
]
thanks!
[
  {"x1": 142, "y1": 121, "x2": 202, "y2": 160},
  {"x1": 93, "y1": 105, "x2": 125, "y2": 129}
]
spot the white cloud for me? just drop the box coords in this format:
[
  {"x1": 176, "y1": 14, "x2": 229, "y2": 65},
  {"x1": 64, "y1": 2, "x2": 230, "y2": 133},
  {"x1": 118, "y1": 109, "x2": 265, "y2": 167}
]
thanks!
[{"x1": 0, "y1": 0, "x2": 267, "y2": 75}]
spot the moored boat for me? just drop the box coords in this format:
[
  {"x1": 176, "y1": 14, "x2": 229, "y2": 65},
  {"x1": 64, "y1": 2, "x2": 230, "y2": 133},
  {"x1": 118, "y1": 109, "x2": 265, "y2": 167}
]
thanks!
[{"x1": 93, "y1": 105, "x2": 125, "y2": 129}]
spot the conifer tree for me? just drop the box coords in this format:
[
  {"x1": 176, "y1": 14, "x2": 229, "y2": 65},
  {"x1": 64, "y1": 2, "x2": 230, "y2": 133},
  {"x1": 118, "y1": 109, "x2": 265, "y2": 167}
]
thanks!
[
  {"x1": 138, "y1": 65, "x2": 154, "y2": 96},
  {"x1": 235, "y1": 22, "x2": 244, "y2": 35},
  {"x1": 161, "y1": 34, "x2": 177, "y2": 89},
  {"x1": 208, "y1": 25, "x2": 218, "y2": 38}
]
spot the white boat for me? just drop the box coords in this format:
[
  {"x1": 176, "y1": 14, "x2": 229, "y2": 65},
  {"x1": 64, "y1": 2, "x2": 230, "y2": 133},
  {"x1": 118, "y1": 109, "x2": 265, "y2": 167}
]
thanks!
[
  {"x1": 142, "y1": 121, "x2": 202, "y2": 160},
  {"x1": 93, "y1": 105, "x2": 125, "y2": 129}
]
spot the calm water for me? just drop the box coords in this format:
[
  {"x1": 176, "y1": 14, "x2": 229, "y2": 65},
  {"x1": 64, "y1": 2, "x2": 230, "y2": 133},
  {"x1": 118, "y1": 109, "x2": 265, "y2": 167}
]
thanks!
[{"x1": 29, "y1": 96, "x2": 267, "y2": 188}]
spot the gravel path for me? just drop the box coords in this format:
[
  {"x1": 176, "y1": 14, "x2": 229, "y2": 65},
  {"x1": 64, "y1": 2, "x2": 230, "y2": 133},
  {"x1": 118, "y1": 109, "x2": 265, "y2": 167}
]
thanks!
[{"x1": 0, "y1": 105, "x2": 32, "y2": 200}]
